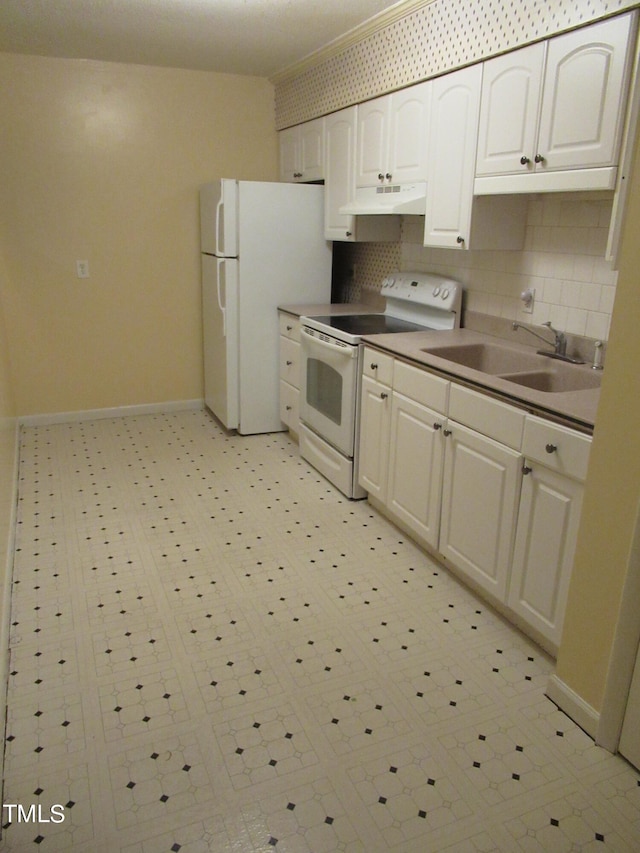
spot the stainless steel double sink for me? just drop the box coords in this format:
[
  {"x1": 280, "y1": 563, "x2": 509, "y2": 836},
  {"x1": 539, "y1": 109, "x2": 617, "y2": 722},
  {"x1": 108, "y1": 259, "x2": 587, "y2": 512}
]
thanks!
[{"x1": 421, "y1": 342, "x2": 602, "y2": 394}]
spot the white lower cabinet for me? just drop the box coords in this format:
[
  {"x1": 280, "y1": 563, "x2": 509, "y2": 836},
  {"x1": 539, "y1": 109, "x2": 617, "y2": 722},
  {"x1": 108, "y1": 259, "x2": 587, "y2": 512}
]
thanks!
[
  {"x1": 357, "y1": 347, "x2": 592, "y2": 652},
  {"x1": 387, "y1": 393, "x2": 445, "y2": 549},
  {"x1": 278, "y1": 312, "x2": 301, "y2": 434},
  {"x1": 507, "y1": 416, "x2": 591, "y2": 646},
  {"x1": 439, "y1": 421, "x2": 522, "y2": 602}
]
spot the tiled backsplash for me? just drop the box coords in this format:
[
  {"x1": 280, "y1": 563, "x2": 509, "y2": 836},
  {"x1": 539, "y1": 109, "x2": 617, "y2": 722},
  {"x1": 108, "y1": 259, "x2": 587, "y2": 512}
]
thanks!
[{"x1": 338, "y1": 193, "x2": 617, "y2": 342}]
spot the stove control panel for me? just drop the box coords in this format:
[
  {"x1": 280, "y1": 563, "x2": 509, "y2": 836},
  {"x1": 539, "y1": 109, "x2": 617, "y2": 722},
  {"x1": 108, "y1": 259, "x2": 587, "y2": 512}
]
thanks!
[{"x1": 382, "y1": 271, "x2": 461, "y2": 314}]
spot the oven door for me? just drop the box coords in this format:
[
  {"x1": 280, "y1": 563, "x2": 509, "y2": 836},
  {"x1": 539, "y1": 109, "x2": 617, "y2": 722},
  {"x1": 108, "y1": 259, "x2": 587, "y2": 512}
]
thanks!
[{"x1": 299, "y1": 327, "x2": 359, "y2": 458}]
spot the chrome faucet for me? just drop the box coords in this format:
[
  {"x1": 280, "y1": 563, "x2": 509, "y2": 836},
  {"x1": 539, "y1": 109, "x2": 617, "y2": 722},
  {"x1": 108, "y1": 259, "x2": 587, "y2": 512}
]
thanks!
[{"x1": 512, "y1": 321, "x2": 567, "y2": 356}]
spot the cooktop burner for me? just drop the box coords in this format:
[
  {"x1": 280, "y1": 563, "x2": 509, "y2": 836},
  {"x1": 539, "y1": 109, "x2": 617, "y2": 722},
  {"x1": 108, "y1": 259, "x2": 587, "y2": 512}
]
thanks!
[{"x1": 307, "y1": 313, "x2": 431, "y2": 336}]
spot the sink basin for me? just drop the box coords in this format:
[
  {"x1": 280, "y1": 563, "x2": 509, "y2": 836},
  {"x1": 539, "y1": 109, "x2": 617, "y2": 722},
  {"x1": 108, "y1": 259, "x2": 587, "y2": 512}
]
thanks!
[
  {"x1": 500, "y1": 368, "x2": 602, "y2": 393},
  {"x1": 422, "y1": 342, "x2": 543, "y2": 374}
]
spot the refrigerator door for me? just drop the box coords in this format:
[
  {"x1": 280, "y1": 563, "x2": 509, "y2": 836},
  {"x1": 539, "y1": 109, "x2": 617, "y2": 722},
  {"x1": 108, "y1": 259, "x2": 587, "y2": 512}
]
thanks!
[
  {"x1": 200, "y1": 179, "x2": 239, "y2": 257},
  {"x1": 235, "y1": 181, "x2": 331, "y2": 435},
  {"x1": 202, "y1": 253, "x2": 239, "y2": 428}
]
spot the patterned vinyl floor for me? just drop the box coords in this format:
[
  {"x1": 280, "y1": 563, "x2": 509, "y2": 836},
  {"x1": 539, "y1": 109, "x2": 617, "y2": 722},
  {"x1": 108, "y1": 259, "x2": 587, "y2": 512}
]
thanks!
[{"x1": 2, "y1": 408, "x2": 639, "y2": 851}]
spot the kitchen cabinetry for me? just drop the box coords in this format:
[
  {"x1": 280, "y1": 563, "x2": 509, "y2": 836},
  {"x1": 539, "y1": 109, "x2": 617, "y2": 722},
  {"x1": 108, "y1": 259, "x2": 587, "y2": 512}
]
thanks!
[
  {"x1": 475, "y1": 13, "x2": 635, "y2": 193},
  {"x1": 439, "y1": 386, "x2": 524, "y2": 601},
  {"x1": 358, "y1": 346, "x2": 592, "y2": 652},
  {"x1": 358, "y1": 352, "x2": 394, "y2": 499},
  {"x1": 279, "y1": 118, "x2": 324, "y2": 183},
  {"x1": 423, "y1": 64, "x2": 526, "y2": 250},
  {"x1": 508, "y1": 416, "x2": 591, "y2": 646},
  {"x1": 278, "y1": 312, "x2": 301, "y2": 434},
  {"x1": 323, "y1": 107, "x2": 400, "y2": 242},
  {"x1": 356, "y1": 82, "x2": 431, "y2": 188}
]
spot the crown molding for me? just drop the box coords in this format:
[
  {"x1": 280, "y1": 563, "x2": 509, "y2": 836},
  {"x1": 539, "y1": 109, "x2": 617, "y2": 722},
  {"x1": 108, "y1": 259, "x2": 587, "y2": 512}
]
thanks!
[{"x1": 270, "y1": 0, "x2": 434, "y2": 85}]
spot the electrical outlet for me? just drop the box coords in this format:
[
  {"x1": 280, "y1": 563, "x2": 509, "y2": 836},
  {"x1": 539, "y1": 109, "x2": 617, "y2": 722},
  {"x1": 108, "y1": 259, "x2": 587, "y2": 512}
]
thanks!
[{"x1": 76, "y1": 260, "x2": 90, "y2": 279}]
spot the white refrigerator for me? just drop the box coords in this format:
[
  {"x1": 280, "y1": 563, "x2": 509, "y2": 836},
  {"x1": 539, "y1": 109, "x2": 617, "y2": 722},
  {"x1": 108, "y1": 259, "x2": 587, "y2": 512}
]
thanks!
[{"x1": 200, "y1": 179, "x2": 332, "y2": 434}]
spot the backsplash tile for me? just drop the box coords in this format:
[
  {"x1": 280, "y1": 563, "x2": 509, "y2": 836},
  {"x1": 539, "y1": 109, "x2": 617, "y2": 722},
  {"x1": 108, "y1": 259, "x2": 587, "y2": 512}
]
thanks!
[{"x1": 338, "y1": 193, "x2": 617, "y2": 342}]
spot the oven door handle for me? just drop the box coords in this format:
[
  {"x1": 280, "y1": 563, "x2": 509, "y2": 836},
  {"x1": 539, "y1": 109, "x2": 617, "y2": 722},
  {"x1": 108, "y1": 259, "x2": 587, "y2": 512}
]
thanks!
[{"x1": 301, "y1": 327, "x2": 357, "y2": 358}]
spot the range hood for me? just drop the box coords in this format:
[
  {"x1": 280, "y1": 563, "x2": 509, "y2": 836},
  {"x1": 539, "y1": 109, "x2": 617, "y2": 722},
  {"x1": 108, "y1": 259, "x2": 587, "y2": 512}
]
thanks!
[{"x1": 339, "y1": 181, "x2": 427, "y2": 215}]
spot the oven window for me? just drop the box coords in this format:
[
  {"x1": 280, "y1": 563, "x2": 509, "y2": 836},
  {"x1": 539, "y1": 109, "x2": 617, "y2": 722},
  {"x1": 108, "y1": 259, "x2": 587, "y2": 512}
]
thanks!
[{"x1": 306, "y1": 359, "x2": 342, "y2": 425}]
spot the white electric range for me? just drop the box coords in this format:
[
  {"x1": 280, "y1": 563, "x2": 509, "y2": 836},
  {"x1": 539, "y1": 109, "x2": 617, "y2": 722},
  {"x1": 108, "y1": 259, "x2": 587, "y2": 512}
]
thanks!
[{"x1": 298, "y1": 271, "x2": 462, "y2": 498}]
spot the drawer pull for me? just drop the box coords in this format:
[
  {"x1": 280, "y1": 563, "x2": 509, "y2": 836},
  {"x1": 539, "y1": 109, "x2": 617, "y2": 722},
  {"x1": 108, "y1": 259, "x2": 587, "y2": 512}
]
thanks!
[
  {"x1": 522, "y1": 464, "x2": 532, "y2": 475},
  {"x1": 286, "y1": 325, "x2": 293, "y2": 331},
  {"x1": 370, "y1": 363, "x2": 378, "y2": 370},
  {"x1": 443, "y1": 428, "x2": 452, "y2": 437},
  {"x1": 545, "y1": 443, "x2": 557, "y2": 454},
  {"x1": 285, "y1": 405, "x2": 292, "y2": 411},
  {"x1": 433, "y1": 422, "x2": 442, "y2": 431},
  {"x1": 286, "y1": 360, "x2": 293, "y2": 366},
  {"x1": 380, "y1": 392, "x2": 388, "y2": 400}
]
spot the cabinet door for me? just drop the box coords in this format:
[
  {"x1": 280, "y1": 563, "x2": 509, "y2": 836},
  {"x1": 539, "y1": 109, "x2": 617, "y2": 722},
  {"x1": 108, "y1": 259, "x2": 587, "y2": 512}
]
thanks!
[
  {"x1": 358, "y1": 375, "x2": 391, "y2": 500},
  {"x1": 387, "y1": 392, "x2": 445, "y2": 549},
  {"x1": 538, "y1": 13, "x2": 634, "y2": 171},
  {"x1": 424, "y1": 64, "x2": 482, "y2": 249},
  {"x1": 439, "y1": 421, "x2": 521, "y2": 600},
  {"x1": 324, "y1": 107, "x2": 358, "y2": 241},
  {"x1": 299, "y1": 118, "x2": 324, "y2": 181},
  {"x1": 279, "y1": 126, "x2": 299, "y2": 182},
  {"x1": 476, "y1": 43, "x2": 544, "y2": 176},
  {"x1": 356, "y1": 96, "x2": 389, "y2": 187},
  {"x1": 508, "y1": 464, "x2": 584, "y2": 647},
  {"x1": 388, "y1": 82, "x2": 431, "y2": 184}
]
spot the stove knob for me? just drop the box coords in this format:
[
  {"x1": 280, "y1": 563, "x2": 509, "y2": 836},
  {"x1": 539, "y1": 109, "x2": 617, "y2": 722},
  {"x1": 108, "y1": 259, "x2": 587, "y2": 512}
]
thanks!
[
  {"x1": 441, "y1": 288, "x2": 450, "y2": 299},
  {"x1": 433, "y1": 286, "x2": 441, "y2": 296}
]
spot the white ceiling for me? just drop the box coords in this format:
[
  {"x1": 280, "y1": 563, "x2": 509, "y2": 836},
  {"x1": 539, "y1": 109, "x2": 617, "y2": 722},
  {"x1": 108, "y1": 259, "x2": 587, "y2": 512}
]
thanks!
[{"x1": 0, "y1": 0, "x2": 417, "y2": 78}]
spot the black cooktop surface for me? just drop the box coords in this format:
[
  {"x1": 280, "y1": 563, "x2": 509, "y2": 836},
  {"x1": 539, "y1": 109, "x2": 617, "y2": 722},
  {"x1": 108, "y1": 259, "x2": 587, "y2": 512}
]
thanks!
[{"x1": 308, "y1": 314, "x2": 430, "y2": 335}]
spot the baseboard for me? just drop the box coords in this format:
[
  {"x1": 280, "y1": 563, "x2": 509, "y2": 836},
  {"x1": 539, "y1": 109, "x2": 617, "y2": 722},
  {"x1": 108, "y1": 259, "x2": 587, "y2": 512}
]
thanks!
[
  {"x1": 546, "y1": 673, "x2": 600, "y2": 740},
  {"x1": 18, "y1": 399, "x2": 204, "y2": 427},
  {"x1": 0, "y1": 418, "x2": 20, "y2": 797}
]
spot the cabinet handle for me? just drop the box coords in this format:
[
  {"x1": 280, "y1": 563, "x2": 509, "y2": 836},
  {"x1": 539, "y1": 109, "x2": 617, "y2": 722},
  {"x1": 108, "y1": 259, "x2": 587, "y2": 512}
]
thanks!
[
  {"x1": 346, "y1": 231, "x2": 352, "y2": 237},
  {"x1": 522, "y1": 464, "x2": 532, "y2": 475},
  {"x1": 456, "y1": 236, "x2": 464, "y2": 245},
  {"x1": 534, "y1": 154, "x2": 545, "y2": 164},
  {"x1": 286, "y1": 405, "x2": 292, "y2": 411},
  {"x1": 380, "y1": 392, "x2": 388, "y2": 400},
  {"x1": 370, "y1": 362, "x2": 378, "y2": 370},
  {"x1": 286, "y1": 325, "x2": 293, "y2": 331},
  {"x1": 545, "y1": 443, "x2": 557, "y2": 454},
  {"x1": 520, "y1": 155, "x2": 531, "y2": 165},
  {"x1": 385, "y1": 173, "x2": 392, "y2": 181},
  {"x1": 286, "y1": 360, "x2": 293, "y2": 366},
  {"x1": 378, "y1": 173, "x2": 385, "y2": 181},
  {"x1": 433, "y1": 422, "x2": 442, "y2": 431},
  {"x1": 443, "y1": 428, "x2": 452, "y2": 437}
]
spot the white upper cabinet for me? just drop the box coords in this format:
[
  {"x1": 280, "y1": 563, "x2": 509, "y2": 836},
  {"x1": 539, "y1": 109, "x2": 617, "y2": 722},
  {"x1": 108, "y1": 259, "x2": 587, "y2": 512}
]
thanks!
[
  {"x1": 476, "y1": 43, "x2": 544, "y2": 176},
  {"x1": 356, "y1": 81, "x2": 431, "y2": 188},
  {"x1": 423, "y1": 64, "x2": 482, "y2": 248},
  {"x1": 324, "y1": 106, "x2": 400, "y2": 242},
  {"x1": 475, "y1": 12, "x2": 636, "y2": 192},
  {"x1": 279, "y1": 117, "x2": 324, "y2": 182}
]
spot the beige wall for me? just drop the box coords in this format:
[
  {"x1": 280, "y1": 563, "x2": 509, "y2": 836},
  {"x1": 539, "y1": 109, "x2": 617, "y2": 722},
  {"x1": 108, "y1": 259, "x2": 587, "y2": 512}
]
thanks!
[
  {"x1": 555, "y1": 130, "x2": 640, "y2": 712},
  {"x1": 0, "y1": 54, "x2": 277, "y2": 416}
]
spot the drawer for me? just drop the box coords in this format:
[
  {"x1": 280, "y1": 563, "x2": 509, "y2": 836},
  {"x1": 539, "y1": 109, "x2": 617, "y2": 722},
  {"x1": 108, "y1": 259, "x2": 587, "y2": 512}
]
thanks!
[
  {"x1": 279, "y1": 337, "x2": 300, "y2": 387},
  {"x1": 523, "y1": 415, "x2": 592, "y2": 481},
  {"x1": 394, "y1": 361, "x2": 449, "y2": 415},
  {"x1": 278, "y1": 312, "x2": 300, "y2": 342},
  {"x1": 279, "y1": 380, "x2": 299, "y2": 429},
  {"x1": 363, "y1": 347, "x2": 394, "y2": 385},
  {"x1": 449, "y1": 383, "x2": 525, "y2": 450}
]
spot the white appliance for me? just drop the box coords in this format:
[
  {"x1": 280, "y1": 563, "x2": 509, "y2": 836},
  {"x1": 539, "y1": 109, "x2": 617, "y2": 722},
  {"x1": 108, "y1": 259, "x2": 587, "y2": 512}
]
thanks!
[
  {"x1": 200, "y1": 179, "x2": 332, "y2": 434},
  {"x1": 299, "y1": 272, "x2": 462, "y2": 498}
]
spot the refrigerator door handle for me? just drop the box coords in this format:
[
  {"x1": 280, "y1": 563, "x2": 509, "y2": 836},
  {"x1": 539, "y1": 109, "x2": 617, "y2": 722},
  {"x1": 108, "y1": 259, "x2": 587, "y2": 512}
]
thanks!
[
  {"x1": 215, "y1": 196, "x2": 224, "y2": 255},
  {"x1": 216, "y1": 258, "x2": 227, "y2": 336}
]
